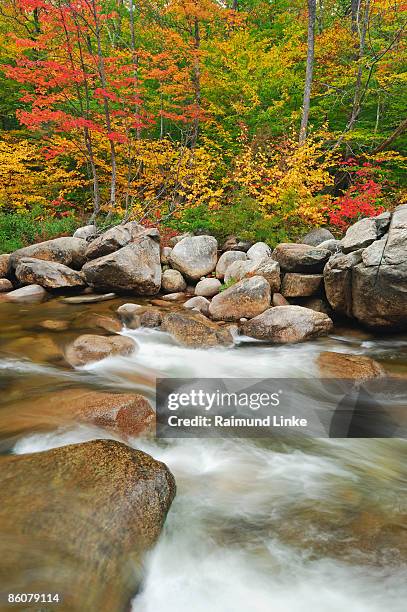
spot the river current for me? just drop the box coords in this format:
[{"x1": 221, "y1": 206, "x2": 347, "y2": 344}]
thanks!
[{"x1": 0, "y1": 297, "x2": 406, "y2": 612}]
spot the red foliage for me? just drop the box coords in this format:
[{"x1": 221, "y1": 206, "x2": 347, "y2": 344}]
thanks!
[{"x1": 327, "y1": 159, "x2": 386, "y2": 231}]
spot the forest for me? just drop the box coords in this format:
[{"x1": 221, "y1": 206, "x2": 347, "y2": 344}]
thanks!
[{"x1": 0, "y1": 0, "x2": 405, "y2": 252}]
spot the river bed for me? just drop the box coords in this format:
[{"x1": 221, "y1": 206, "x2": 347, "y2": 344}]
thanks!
[{"x1": 1, "y1": 297, "x2": 407, "y2": 611}]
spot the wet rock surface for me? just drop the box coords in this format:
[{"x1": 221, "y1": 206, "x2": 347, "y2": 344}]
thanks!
[
  {"x1": 162, "y1": 310, "x2": 234, "y2": 347},
  {"x1": 0, "y1": 440, "x2": 175, "y2": 611},
  {"x1": 65, "y1": 333, "x2": 137, "y2": 367},
  {"x1": 242, "y1": 305, "x2": 333, "y2": 343}
]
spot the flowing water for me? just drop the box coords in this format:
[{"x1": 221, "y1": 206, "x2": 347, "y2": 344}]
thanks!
[{"x1": 1, "y1": 297, "x2": 407, "y2": 611}]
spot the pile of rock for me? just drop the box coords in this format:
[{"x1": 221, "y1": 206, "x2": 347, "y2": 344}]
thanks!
[{"x1": 1, "y1": 206, "x2": 405, "y2": 346}]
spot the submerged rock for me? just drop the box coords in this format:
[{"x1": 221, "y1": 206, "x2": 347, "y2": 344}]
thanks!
[
  {"x1": 65, "y1": 334, "x2": 137, "y2": 367},
  {"x1": 169, "y1": 235, "x2": 218, "y2": 281},
  {"x1": 242, "y1": 305, "x2": 333, "y2": 343},
  {"x1": 82, "y1": 238, "x2": 161, "y2": 295},
  {"x1": 117, "y1": 304, "x2": 162, "y2": 329},
  {"x1": 317, "y1": 352, "x2": 385, "y2": 380},
  {"x1": 15, "y1": 257, "x2": 86, "y2": 290},
  {"x1": 0, "y1": 440, "x2": 175, "y2": 611},
  {"x1": 209, "y1": 276, "x2": 271, "y2": 321},
  {"x1": 162, "y1": 310, "x2": 234, "y2": 348}
]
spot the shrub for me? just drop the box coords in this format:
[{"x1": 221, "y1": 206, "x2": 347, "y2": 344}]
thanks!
[
  {"x1": 164, "y1": 195, "x2": 294, "y2": 245},
  {"x1": 0, "y1": 207, "x2": 79, "y2": 254}
]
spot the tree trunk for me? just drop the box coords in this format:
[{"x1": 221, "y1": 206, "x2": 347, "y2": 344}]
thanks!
[
  {"x1": 191, "y1": 17, "x2": 201, "y2": 148},
  {"x1": 129, "y1": 0, "x2": 141, "y2": 140},
  {"x1": 91, "y1": 0, "x2": 117, "y2": 209},
  {"x1": 299, "y1": 0, "x2": 317, "y2": 145},
  {"x1": 372, "y1": 117, "x2": 407, "y2": 154},
  {"x1": 346, "y1": 0, "x2": 370, "y2": 136}
]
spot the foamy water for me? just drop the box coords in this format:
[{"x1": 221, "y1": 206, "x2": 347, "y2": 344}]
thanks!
[{"x1": 8, "y1": 326, "x2": 407, "y2": 612}]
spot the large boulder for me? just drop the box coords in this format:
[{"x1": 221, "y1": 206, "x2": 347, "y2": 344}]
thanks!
[
  {"x1": 224, "y1": 258, "x2": 281, "y2": 292},
  {"x1": 4, "y1": 284, "x2": 47, "y2": 303},
  {"x1": 195, "y1": 278, "x2": 221, "y2": 297},
  {"x1": 247, "y1": 241, "x2": 272, "y2": 261},
  {"x1": 65, "y1": 334, "x2": 137, "y2": 367},
  {"x1": 15, "y1": 257, "x2": 86, "y2": 290},
  {"x1": 323, "y1": 250, "x2": 363, "y2": 317},
  {"x1": 161, "y1": 310, "x2": 234, "y2": 348},
  {"x1": 209, "y1": 276, "x2": 271, "y2": 321},
  {"x1": 340, "y1": 215, "x2": 390, "y2": 253},
  {"x1": 169, "y1": 235, "x2": 218, "y2": 281},
  {"x1": 0, "y1": 440, "x2": 175, "y2": 611},
  {"x1": 8, "y1": 237, "x2": 87, "y2": 272},
  {"x1": 85, "y1": 221, "x2": 145, "y2": 260},
  {"x1": 161, "y1": 269, "x2": 187, "y2": 293},
  {"x1": 325, "y1": 206, "x2": 407, "y2": 328},
  {"x1": 272, "y1": 243, "x2": 330, "y2": 272},
  {"x1": 82, "y1": 238, "x2": 161, "y2": 295},
  {"x1": 242, "y1": 305, "x2": 333, "y2": 343},
  {"x1": 215, "y1": 251, "x2": 247, "y2": 279},
  {"x1": 301, "y1": 227, "x2": 334, "y2": 246},
  {"x1": 281, "y1": 273, "x2": 323, "y2": 297}
]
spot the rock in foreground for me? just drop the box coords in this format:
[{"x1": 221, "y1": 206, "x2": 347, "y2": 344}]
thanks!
[
  {"x1": 0, "y1": 440, "x2": 175, "y2": 611},
  {"x1": 242, "y1": 305, "x2": 333, "y2": 343}
]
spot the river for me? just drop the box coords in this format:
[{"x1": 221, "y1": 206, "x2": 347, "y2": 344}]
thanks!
[{"x1": 1, "y1": 296, "x2": 406, "y2": 611}]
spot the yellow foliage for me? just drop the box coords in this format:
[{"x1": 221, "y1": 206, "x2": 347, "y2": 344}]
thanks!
[
  {"x1": 0, "y1": 134, "x2": 85, "y2": 212},
  {"x1": 231, "y1": 131, "x2": 337, "y2": 227}
]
